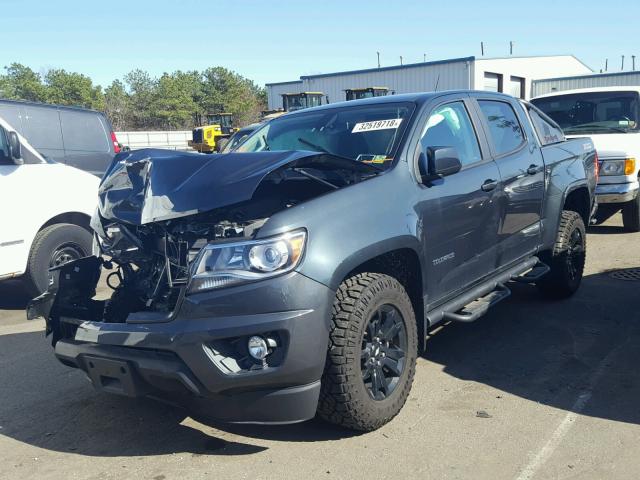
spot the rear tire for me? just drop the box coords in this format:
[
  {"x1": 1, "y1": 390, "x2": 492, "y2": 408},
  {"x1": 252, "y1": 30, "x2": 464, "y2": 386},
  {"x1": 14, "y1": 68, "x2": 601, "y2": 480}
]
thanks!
[
  {"x1": 23, "y1": 223, "x2": 92, "y2": 297},
  {"x1": 537, "y1": 211, "x2": 586, "y2": 299},
  {"x1": 621, "y1": 194, "x2": 640, "y2": 232},
  {"x1": 317, "y1": 273, "x2": 417, "y2": 431}
]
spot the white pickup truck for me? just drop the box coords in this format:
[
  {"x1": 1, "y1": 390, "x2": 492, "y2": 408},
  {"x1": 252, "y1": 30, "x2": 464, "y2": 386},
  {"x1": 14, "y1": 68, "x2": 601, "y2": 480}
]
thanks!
[
  {"x1": 532, "y1": 87, "x2": 640, "y2": 231},
  {"x1": 0, "y1": 116, "x2": 99, "y2": 295}
]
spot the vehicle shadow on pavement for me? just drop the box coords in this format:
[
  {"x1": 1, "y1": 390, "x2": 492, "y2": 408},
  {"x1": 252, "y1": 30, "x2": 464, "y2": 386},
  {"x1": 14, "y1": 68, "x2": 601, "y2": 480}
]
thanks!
[
  {"x1": 587, "y1": 225, "x2": 629, "y2": 235},
  {"x1": 0, "y1": 328, "x2": 358, "y2": 458},
  {"x1": 1, "y1": 271, "x2": 637, "y2": 458},
  {"x1": 0, "y1": 280, "x2": 32, "y2": 310},
  {"x1": 423, "y1": 270, "x2": 640, "y2": 427}
]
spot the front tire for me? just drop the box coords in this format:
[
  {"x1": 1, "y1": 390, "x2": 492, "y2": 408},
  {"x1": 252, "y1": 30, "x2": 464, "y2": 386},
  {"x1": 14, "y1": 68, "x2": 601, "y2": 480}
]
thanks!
[
  {"x1": 23, "y1": 223, "x2": 92, "y2": 297},
  {"x1": 317, "y1": 273, "x2": 418, "y2": 431},
  {"x1": 537, "y1": 211, "x2": 586, "y2": 299},
  {"x1": 621, "y1": 194, "x2": 640, "y2": 232}
]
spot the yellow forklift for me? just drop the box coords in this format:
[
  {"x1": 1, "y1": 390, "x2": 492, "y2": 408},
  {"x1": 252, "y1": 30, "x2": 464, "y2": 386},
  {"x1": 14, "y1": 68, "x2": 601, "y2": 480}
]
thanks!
[
  {"x1": 345, "y1": 87, "x2": 390, "y2": 101},
  {"x1": 281, "y1": 92, "x2": 328, "y2": 112},
  {"x1": 188, "y1": 111, "x2": 237, "y2": 153}
]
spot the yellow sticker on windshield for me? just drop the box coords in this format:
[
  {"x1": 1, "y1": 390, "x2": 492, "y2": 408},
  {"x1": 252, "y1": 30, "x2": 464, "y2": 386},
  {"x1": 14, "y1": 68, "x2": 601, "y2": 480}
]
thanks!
[{"x1": 352, "y1": 118, "x2": 402, "y2": 133}]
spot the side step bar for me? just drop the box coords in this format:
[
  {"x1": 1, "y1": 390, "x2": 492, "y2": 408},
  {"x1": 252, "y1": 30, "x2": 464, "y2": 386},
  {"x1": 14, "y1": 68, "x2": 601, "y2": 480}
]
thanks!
[
  {"x1": 442, "y1": 284, "x2": 511, "y2": 323},
  {"x1": 426, "y1": 257, "x2": 540, "y2": 328},
  {"x1": 511, "y1": 262, "x2": 550, "y2": 283}
]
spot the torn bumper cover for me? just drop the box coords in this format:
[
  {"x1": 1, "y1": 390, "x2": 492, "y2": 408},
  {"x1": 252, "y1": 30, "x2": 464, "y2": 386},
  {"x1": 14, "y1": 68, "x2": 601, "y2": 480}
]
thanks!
[{"x1": 28, "y1": 257, "x2": 334, "y2": 424}]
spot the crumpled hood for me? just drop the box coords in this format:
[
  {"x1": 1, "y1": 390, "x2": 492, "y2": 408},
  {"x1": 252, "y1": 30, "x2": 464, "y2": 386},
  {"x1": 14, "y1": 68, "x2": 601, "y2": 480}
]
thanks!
[{"x1": 97, "y1": 148, "x2": 366, "y2": 225}]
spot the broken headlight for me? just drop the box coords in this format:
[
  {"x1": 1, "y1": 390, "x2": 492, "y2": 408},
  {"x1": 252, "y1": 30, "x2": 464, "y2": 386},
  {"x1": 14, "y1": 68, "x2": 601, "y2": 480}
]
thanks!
[{"x1": 188, "y1": 230, "x2": 306, "y2": 292}]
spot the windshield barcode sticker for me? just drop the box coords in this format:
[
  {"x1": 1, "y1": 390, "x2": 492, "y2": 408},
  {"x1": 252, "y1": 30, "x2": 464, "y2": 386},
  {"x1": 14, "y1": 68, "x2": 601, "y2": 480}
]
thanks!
[{"x1": 352, "y1": 118, "x2": 403, "y2": 133}]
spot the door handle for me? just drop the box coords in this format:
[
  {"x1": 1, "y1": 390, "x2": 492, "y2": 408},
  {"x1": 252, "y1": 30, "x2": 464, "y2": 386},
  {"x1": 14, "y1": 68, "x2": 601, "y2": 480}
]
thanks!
[
  {"x1": 527, "y1": 164, "x2": 539, "y2": 175},
  {"x1": 481, "y1": 179, "x2": 498, "y2": 192}
]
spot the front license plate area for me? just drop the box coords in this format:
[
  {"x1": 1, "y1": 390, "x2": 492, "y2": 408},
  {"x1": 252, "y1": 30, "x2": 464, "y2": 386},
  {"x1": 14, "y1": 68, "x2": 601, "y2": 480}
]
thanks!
[{"x1": 83, "y1": 356, "x2": 147, "y2": 397}]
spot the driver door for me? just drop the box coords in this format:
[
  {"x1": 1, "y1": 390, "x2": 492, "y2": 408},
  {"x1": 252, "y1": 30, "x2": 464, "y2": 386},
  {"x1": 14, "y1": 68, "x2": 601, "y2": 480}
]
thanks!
[{"x1": 414, "y1": 97, "x2": 502, "y2": 307}]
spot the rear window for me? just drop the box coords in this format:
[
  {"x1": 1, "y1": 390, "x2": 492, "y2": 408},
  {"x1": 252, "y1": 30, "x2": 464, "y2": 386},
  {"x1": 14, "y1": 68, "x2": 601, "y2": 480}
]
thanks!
[
  {"x1": 60, "y1": 110, "x2": 110, "y2": 152},
  {"x1": 527, "y1": 105, "x2": 565, "y2": 146}
]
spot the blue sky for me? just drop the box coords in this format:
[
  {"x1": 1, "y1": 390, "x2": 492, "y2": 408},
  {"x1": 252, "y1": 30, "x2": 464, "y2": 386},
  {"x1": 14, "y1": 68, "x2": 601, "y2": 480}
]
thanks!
[{"x1": 1, "y1": 0, "x2": 637, "y2": 88}]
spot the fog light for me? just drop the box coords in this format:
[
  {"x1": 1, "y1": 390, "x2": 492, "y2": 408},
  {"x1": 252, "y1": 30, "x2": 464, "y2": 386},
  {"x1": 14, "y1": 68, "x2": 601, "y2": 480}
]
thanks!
[{"x1": 248, "y1": 336, "x2": 269, "y2": 360}]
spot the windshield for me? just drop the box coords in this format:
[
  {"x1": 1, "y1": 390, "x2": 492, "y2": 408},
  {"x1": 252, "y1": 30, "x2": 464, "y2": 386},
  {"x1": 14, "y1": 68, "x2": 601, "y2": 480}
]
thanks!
[
  {"x1": 220, "y1": 126, "x2": 258, "y2": 153},
  {"x1": 236, "y1": 102, "x2": 415, "y2": 169},
  {"x1": 532, "y1": 91, "x2": 640, "y2": 134}
]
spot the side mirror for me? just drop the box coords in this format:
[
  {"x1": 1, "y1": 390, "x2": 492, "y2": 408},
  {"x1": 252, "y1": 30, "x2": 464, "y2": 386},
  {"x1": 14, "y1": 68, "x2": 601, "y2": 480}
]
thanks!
[
  {"x1": 8, "y1": 131, "x2": 23, "y2": 165},
  {"x1": 418, "y1": 146, "x2": 462, "y2": 183}
]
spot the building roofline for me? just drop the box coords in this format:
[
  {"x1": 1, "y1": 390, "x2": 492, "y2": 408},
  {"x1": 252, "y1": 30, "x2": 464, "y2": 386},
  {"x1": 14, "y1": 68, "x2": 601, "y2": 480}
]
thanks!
[
  {"x1": 299, "y1": 56, "x2": 476, "y2": 80},
  {"x1": 265, "y1": 80, "x2": 304, "y2": 87},
  {"x1": 477, "y1": 54, "x2": 593, "y2": 72},
  {"x1": 533, "y1": 69, "x2": 640, "y2": 83}
]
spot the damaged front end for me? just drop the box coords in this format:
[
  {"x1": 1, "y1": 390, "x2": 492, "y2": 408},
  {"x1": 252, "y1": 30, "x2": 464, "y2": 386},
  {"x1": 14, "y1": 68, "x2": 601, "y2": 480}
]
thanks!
[{"x1": 28, "y1": 148, "x2": 379, "y2": 343}]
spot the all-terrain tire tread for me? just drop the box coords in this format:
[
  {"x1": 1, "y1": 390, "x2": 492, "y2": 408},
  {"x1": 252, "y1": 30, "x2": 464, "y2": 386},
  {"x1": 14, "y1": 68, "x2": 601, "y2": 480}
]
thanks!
[{"x1": 317, "y1": 273, "x2": 417, "y2": 431}]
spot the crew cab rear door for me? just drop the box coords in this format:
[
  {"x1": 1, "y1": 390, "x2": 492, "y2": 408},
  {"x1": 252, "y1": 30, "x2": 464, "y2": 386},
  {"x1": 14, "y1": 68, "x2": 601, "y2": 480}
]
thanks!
[
  {"x1": 470, "y1": 95, "x2": 545, "y2": 268},
  {"x1": 413, "y1": 95, "x2": 502, "y2": 304}
]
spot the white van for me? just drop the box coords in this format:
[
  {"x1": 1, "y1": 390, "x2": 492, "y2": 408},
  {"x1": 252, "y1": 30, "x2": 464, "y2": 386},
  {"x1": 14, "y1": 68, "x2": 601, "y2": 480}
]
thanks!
[
  {"x1": 532, "y1": 87, "x2": 640, "y2": 231},
  {"x1": 0, "y1": 116, "x2": 99, "y2": 295}
]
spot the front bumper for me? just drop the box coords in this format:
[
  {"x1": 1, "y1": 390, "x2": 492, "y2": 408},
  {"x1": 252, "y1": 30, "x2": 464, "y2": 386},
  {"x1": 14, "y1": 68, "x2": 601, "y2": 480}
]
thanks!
[
  {"x1": 45, "y1": 270, "x2": 335, "y2": 424},
  {"x1": 595, "y1": 181, "x2": 639, "y2": 203}
]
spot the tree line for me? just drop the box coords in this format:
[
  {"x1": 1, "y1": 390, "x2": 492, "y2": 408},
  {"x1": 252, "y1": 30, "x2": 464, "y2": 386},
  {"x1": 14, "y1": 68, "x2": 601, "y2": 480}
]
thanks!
[{"x1": 0, "y1": 63, "x2": 267, "y2": 131}]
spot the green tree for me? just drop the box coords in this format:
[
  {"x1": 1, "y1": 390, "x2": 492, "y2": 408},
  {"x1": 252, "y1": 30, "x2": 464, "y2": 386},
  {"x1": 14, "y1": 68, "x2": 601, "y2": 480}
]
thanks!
[
  {"x1": 124, "y1": 69, "x2": 157, "y2": 129},
  {"x1": 200, "y1": 67, "x2": 266, "y2": 126},
  {"x1": 104, "y1": 80, "x2": 130, "y2": 131},
  {"x1": 0, "y1": 63, "x2": 47, "y2": 102},
  {"x1": 152, "y1": 71, "x2": 201, "y2": 129},
  {"x1": 44, "y1": 68, "x2": 104, "y2": 109}
]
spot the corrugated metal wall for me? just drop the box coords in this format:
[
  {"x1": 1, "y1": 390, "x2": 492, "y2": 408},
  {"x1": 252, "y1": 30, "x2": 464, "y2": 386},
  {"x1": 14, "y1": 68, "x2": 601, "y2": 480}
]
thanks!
[
  {"x1": 266, "y1": 81, "x2": 303, "y2": 110},
  {"x1": 266, "y1": 59, "x2": 472, "y2": 109},
  {"x1": 532, "y1": 72, "x2": 640, "y2": 97},
  {"x1": 115, "y1": 131, "x2": 192, "y2": 151}
]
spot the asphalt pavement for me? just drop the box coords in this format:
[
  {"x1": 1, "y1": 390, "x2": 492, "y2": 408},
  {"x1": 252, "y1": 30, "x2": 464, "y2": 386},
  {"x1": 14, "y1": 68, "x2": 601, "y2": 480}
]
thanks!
[{"x1": 0, "y1": 213, "x2": 638, "y2": 480}]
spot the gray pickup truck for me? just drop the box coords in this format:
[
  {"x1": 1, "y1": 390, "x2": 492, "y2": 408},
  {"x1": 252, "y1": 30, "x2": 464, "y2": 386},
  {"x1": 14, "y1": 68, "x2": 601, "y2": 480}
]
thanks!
[{"x1": 28, "y1": 91, "x2": 597, "y2": 431}]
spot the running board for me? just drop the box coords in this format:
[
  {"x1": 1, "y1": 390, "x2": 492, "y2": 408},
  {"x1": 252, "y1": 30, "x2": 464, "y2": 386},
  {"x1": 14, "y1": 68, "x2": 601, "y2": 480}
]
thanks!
[
  {"x1": 425, "y1": 256, "x2": 539, "y2": 329},
  {"x1": 442, "y1": 284, "x2": 511, "y2": 323},
  {"x1": 511, "y1": 262, "x2": 550, "y2": 283}
]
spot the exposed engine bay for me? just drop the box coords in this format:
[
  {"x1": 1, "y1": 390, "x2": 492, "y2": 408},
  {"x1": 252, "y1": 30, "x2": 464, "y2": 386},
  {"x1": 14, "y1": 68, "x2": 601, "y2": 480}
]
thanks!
[{"x1": 30, "y1": 149, "x2": 382, "y2": 332}]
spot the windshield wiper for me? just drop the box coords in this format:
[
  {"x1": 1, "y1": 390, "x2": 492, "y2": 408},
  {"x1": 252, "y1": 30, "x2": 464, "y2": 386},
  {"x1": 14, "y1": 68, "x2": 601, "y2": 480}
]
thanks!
[
  {"x1": 564, "y1": 124, "x2": 629, "y2": 134},
  {"x1": 298, "y1": 137, "x2": 330, "y2": 154},
  {"x1": 291, "y1": 168, "x2": 340, "y2": 190},
  {"x1": 297, "y1": 136, "x2": 384, "y2": 173},
  {"x1": 262, "y1": 135, "x2": 271, "y2": 151}
]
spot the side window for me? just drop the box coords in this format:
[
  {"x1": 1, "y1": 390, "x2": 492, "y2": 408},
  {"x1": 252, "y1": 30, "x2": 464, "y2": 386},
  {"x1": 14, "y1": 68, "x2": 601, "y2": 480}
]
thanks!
[
  {"x1": 478, "y1": 100, "x2": 525, "y2": 155},
  {"x1": 420, "y1": 102, "x2": 482, "y2": 167},
  {"x1": 22, "y1": 106, "x2": 64, "y2": 150},
  {"x1": 60, "y1": 111, "x2": 109, "y2": 152},
  {"x1": 528, "y1": 106, "x2": 565, "y2": 146}
]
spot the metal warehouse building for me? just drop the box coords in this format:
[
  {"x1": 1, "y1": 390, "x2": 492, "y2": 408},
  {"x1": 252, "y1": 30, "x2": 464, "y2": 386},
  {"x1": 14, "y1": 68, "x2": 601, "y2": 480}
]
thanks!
[
  {"x1": 266, "y1": 55, "x2": 591, "y2": 109},
  {"x1": 532, "y1": 71, "x2": 640, "y2": 97}
]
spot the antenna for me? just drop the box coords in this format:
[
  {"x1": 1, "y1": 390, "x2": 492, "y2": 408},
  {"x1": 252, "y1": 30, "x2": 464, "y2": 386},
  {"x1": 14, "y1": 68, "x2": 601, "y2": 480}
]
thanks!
[
  {"x1": 633, "y1": 55, "x2": 636, "y2": 70},
  {"x1": 622, "y1": 55, "x2": 625, "y2": 70},
  {"x1": 480, "y1": 41, "x2": 484, "y2": 56},
  {"x1": 376, "y1": 51, "x2": 380, "y2": 68},
  {"x1": 434, "y1": 74, "x2": 440, "y2": 92},
  {"x1": 510, "y1": 41, "x2": 514, "y2": 55},
  {"x1": 400, "y1": 56, "x2": 403, "y2": 66},
  {"x1": 423, "y1": 53, "x2": 426, "y2": 62},
  {"x1": 605, "y1": 58, "x2": 608, "y2": 71}
]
